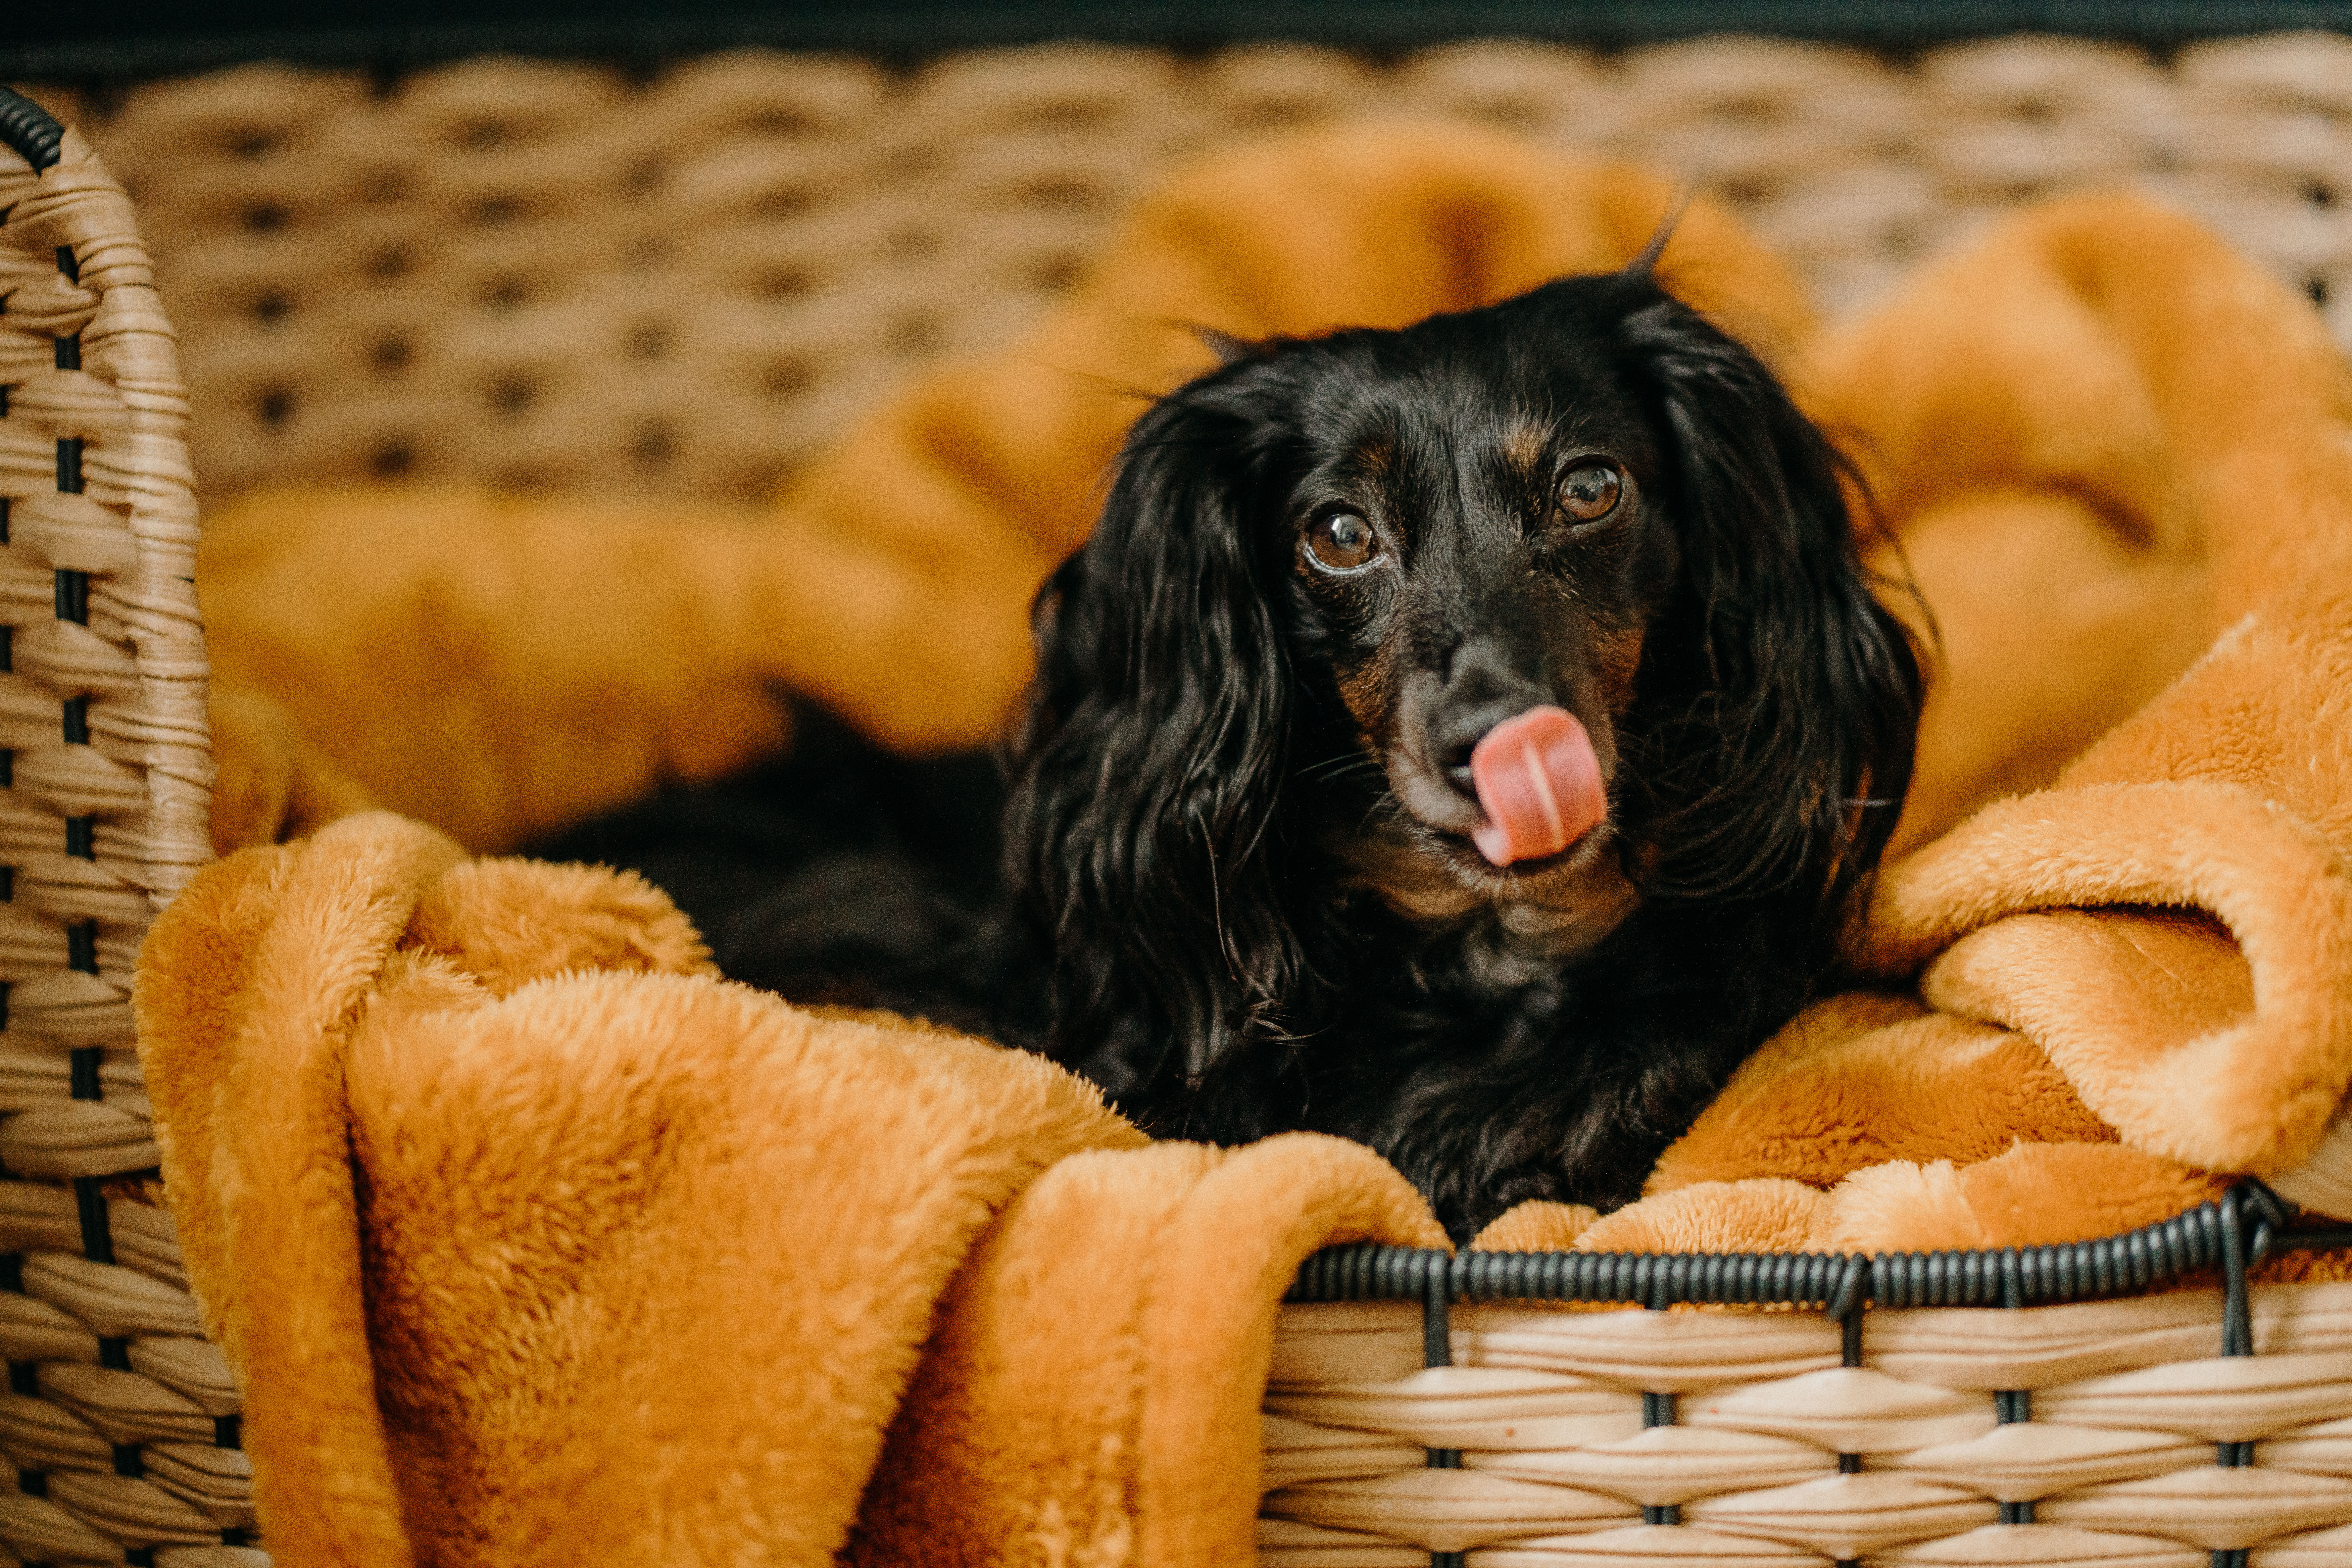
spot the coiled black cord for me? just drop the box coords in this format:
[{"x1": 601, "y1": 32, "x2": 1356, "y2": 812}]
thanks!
[
  {"x1": 1289, "y1": 1181, "x2": 2332, "y2": 1309},
  {"x1": 0, "y1": 87, "x2": 65, "y2": 173}
]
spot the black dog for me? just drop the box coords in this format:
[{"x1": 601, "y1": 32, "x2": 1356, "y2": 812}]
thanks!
[{"x1": 553, "y1": 256, "x2": 1922, "y2": 1242}]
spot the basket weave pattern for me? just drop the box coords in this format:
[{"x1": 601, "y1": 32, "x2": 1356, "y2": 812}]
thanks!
[
  {"x1": 0, "y1": 118, "x2": 238, "y2": 1565},
  {"x1": 0, "y1": 30, "x2": 2346, "y2": 1566},
  {"x1": 1264, "y1": 1287, "x2": 2352, "y2": 1564},
  {"x1": 13, "y1": 33, "x2": 2352, "y2": 505}
]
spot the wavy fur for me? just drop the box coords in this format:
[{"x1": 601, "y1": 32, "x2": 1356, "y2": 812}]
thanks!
[
  {"x1": 683, "y1": 266, "x2": 1923, "y2": 1241},
  {"x1": 1000, "y1": 268, "x2": 1921, "y2": 1239}
]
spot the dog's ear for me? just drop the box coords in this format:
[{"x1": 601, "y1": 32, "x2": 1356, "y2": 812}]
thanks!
[
  {"x1": 1618, "y1": 295, "x2": 1923, "y2": 922},
  {"x1": 1002, "y1": 377, "x2": 1305, "y2": 1095}
]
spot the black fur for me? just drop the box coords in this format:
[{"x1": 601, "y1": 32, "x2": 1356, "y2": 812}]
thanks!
[{"x1": 691, "y1": 265, "x2": 1921, "y2": 1242}]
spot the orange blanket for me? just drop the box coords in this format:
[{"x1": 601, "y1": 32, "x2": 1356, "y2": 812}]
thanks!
[
  {"x1": 137, "y1": 811, "x2": 1444, "y2": 1564},
  {"x1": 137, "y1": 123, "x2": 2352, "y2": 1559}
]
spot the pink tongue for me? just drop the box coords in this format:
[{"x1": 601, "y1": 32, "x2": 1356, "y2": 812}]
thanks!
[{"x1": 1468, "y1": 706, "x2": 1607, "y2": 867}]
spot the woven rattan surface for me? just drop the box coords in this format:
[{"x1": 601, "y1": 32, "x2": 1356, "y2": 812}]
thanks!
[
  {"x1": 11, "y1": 31, "x2": 2352, "y2": 503},
  {"x1": 0, "y1": 103, "x2": 236, "y2": 1565},
  {"x1": 1269, "y1": 1196, "x2": 2352, "y2": 1565},
  {"x1": 1261, "y1": 1282, "x2": 2352, "y2": 1563}
]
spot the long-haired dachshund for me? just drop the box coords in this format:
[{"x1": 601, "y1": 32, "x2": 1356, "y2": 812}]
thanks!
[
  {"x1": 988, "y1": 255, "x2": 1921, "y2": 1238},
  {"x1": 556, "y1": 250, "x2": 1923, "y2": 1242}
]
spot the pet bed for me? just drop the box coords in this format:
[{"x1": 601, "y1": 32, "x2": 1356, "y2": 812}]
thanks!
[{"x1": 5, "y1": 27, "x2": 2352, "y2": 1566}]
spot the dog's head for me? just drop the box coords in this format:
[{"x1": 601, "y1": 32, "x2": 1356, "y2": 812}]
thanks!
[{"x1": 1006, "y1": 267, "x2": 1922, "y2": 1087}]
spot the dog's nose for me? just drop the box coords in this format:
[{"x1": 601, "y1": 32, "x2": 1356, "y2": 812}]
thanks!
[
  {"x1": 1440, "y1": 754, "x2": 1479, "y2": 800},
  {"x1": 1428, "y1": 643, "x2": 1550, "y2": 801},
  {"x1": 1432, "y1": 710, "x2": 1511, "y2": 799}
]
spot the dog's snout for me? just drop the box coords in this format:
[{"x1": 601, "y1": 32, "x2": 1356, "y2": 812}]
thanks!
[
  {"x1": 1432, "y1": 707, "x2": 1525, "y2": 799},
  {"x1": 1429, "y1": 642, "x2": 1548, "y2": 800}
]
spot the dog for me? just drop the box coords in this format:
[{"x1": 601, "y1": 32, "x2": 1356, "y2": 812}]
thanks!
[
  {"x1": 591, "y1": 252, "x2": 1922, "y2": 1243},
  {"x1": 988, "y1": 253, "x2": 1921, "y2": 1241}
]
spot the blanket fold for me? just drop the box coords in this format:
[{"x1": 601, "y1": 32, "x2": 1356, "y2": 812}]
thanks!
[
  {"x1": 1711, "y1": 192, "x2": 2352, "y2": 1243},
  {"x1": 136, "y1": 814, "x2": 1444, "y2": 1565}
]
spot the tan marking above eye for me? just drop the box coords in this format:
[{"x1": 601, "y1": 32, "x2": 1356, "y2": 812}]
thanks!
[
  {"x1": 1307, "y1": 511, "x2": 1379, "y2": 571},
  {"x1": 1499, "y1": 423, "x2": 1550, "y2": 474},
  {"x1": 1558, "y1": 461, "x2": 1623, "y2": 523}
]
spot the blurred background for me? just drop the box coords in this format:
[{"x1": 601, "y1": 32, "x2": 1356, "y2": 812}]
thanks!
[{"x1": 7, "y1": 1, "x2": 2350, "y2": 502}]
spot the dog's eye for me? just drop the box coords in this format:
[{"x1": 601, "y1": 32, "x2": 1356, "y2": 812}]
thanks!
[
  {"x1": 1557, "y1": 462, "x2": 1623, "y2": 524},
  {"x1": 1306, "y1": 511, "x2": 1379, "y2": 571}
]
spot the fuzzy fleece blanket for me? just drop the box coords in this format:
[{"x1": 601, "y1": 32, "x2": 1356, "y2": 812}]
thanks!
[
  {"x1": 138, "y1": 810, "x2": 1447, "y2": 1564},
  {"x1": 138, "y1": 123, "x2": 2352, "y2": 1559}
]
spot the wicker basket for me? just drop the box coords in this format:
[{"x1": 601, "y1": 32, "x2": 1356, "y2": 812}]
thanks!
[
  {"x1": 1268, "y1": 1192, "x2": 2352, "y2": 1565},
  {"x1": 3, "y1": 29, "x2": 2352, "y2": 1566},
  {"x1": 8, "y1": 33, "x2": 2351, "y2": 504},
  {"x1": 0, "y1": 91, "x2": 239, "y2": 1568}
]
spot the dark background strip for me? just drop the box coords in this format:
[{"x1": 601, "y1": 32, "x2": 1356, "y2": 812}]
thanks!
[{"x1": 7, "y1": 1, "x2": 2352, "y2": 80}]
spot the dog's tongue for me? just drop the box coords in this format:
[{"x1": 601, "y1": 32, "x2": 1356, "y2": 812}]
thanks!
[{"x1": 1468, "y1": 706, "x2": 1607, "y2": 867}]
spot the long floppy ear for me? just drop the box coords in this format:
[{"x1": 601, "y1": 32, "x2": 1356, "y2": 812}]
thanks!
[
  {"x1": 1617, "y1": 293, "x2": 1923, "y2": 922},
  {"x1": 1000, "y1": 375, "x2": 1305, "y2": 1098}
]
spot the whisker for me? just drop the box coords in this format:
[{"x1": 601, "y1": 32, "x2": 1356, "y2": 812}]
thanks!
[{"x1": 1300, "y1": 752, "x2": 1384, "y2": 784}]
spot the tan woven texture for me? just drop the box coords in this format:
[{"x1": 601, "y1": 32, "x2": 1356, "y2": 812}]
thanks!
[
  {"x1": 2, "y1": 30, "x2": 2350, "y2": 1566},
  {"x1": 13, "y1": 31, "x2": 2352, "y2": 504},
  {"x1": 1264, "y1": 1287, "x2": 2352, "y2": 1563},
  {"x1": 0, "y1": 122, "x2": 238, "y2": 1566}
]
